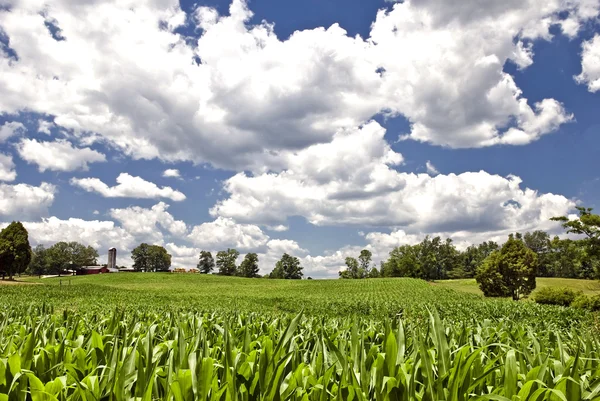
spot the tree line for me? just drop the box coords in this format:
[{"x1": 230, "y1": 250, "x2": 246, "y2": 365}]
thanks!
[
  {"x1": 341, "y1": 207, "x2": 600, "y2": 283},
  {"x1": 197, "y1": 249, "x2": 304, "y2": 279}
]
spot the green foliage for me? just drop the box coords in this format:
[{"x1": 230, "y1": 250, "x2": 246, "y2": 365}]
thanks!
[
  {"x1": 271, "y1": 253, "x2": 303, "y2": 279},
  {"x1": 476, "y1": 235, "x2": 537, "y2": 300},
  {"x1": 216, "y1": 248, "x2": 239, "y2": 276},
  {"x1": 196, "y1": 250, "x2": 215, "y2": 274},
  {"x1": 27, "y1": 245, "x2": 48, "y2": 277},
  {"x1": 571, "y1": 294, "x2": 600, "y2": 311},
  {"x1": 44, "y1": 241, "x2": 99, "y2": 274},
  {"x1": 0, "y1": 221, "x2": 31, "y2": 279},
  {"x1": 339, "y1": 250, "x2": 373, "y2": 279},
  {"x1": 132, "y1": 243, "x2": 171, "y2": 272},
  {"x1": 534, "y1": 287, "x2": 581, "y2": 306},
  {"x1": 238, "y1": 252, "x2": 260, "y2": 278},
  {"x1": 382, "y1": 237, "x2": 461, "y2": 280}
]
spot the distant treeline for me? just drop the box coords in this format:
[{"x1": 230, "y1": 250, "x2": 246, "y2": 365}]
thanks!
[{"x1": 342, "y1": 206, "x2": 600, "y2": 281}]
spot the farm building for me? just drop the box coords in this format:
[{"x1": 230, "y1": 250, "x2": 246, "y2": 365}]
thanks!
[{"x1": 76, "y1": 266, "x2": 109, "y2": 275}]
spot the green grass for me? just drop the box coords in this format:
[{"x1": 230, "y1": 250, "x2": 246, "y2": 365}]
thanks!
[
  {"x1": 1, "y1": 274, "x2": 600, "y2": 400},
  {"x1": 436, "y1": 276, "x2": 600, "y2": 297}
]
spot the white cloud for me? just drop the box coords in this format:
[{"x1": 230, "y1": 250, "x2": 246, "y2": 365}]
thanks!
[
  {"x1": 0, "y1": 121, "x2": 26, "y2": 143},
  {"x1": 3, "y1": 217, "x2": 136, "y2": 253},
  {"x1": 575, "y1": 34, "x2": 600, "y2": 93},
  {"x1": 0, "y1": 153, "x2": 16, "y2": 181},
  {"x1": 71, "y1": 173, "x2": 186, "y2": 201},
  {"x1": 17, "y1": 138, "x2": 106, "y2": 172},
  {"x1": 425, "y1": 160, "x2": 439, "y2": 175},
  {"x1": 0, "y1": 0, "x2": 589, "y2": 171},
  {"x1": 162, "y1": 168, "x2": 181, "y2": 178},
  {"x1": 211, "y1": 122, "x2": 405, "y2": 226},
  {"x1": 0, "y1": 182, "x2": 56, "y2": 219},
  {"x1": 110, "y1": 202, "x2": 187, "y2": 244},
  {"x1": 188, "y1": 216, "x2": 269, "y2": 251},
  {"x1": 37, "y1": 119, "x2": 54, "y2": 134}
]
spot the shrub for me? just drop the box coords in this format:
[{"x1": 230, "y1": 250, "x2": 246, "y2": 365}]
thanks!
[
  {"x1": 572, "y1": 294, "x2": 600, "y2": 311},
  {"x1": 534, "y1": 287, "x2": 581, "y2": 307}
]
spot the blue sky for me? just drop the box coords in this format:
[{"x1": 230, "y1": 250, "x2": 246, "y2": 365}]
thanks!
[{"x1": 0, "y1": 0, "x2": 599, "y2": 277}]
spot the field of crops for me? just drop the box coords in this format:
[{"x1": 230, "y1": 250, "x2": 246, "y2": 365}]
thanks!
[{"x1": 1, "y1": 274, "x2": 599, "y2": 400}]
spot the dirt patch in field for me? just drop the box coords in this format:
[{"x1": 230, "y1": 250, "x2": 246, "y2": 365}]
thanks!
[{"x1": 0, "y1": 279, "x2": 40, "y2": 285}]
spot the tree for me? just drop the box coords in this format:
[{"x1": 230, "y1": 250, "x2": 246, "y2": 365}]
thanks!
[
  {"x1": 216, "y1": 249, "x2": 239, "y2": 276},
  {"x1": 381, "y1": 245, "x2": 420, "y2": 277},
  {"x1": 28, "y1": 245, "x2": 48, "y2": 278},
  {"x1": 45, "y1": 241, "x2": 99, "y2": 275},
  {"x1": 552, "y1": 207, "x2": 600, "y2": 257},
  {"x1": 523, "y1": 230, "x2": 551, "y2": 276},
  {"x1": 339, "y1": 257, "x2": 359, "y2": 279},
  {"x1": 272, "y1": 253, "x2": 303, "y2": 279},
  {"x1": 239, "y1": 253, "x2": 260, "y2": 278},
  {"x1": 358, "y1": 249, "x2": 372, "y2": 277},
  {"x1": 476, "y1": 235, "x2": 537, "y2": 300},
  {"x1": 197, "y1": 251, "x2": 215, "y2": 274},
  {"x1": 148, "y1": 245, "x2": 171, "y2": 272},
  {"x1": 0, "y1": 222, "x2": 32, "y2": 280},
  {"x1": 132, "y1": 243, "x2": 171, "y2": 272},
  {"x1": 269, "y1": 263, "x2": 284, "y2": 279}
]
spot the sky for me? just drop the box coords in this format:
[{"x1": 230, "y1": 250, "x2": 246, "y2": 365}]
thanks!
[{"x1": 0, "y1": 0, "x2": 599, "y2": 278}]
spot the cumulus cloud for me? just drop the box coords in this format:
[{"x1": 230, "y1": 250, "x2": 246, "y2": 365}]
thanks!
[
  {"x1": 17, "y1": 139, "x2": 106, "y2": 172},
  {"x1": 0, "y1": 121, "x2": 26, "y2": 143},
  {"x1": 0, "y1": 182, "x2": 56, "y2": 219},
  {"x1": 0, "y1": 0, "x2": 589, "y2": 171},
  {"x1": 4, "y1": 217, "x2": 136, "y2": 252},
  {"x1": 162, "y1": 169, "x2": 181, "y2": 178},
  {"x1": 71, "y1": 173, "x2": 186, "y2": 201},
  {"x1": 188, "y1": 217, "x2": 269, "y2": 251},
  {"x1": 211, "y1": 121, "x2": 575, "y2": 232},
  {"x1": 0, "y1": 153, "x2": 16, "y2": 181},
  {"x1": 110, "y1": 202, "x2": 187, "y2": 244},
  {"x1": 575, "y1": 34, "x2": 600, "y2": 92}
]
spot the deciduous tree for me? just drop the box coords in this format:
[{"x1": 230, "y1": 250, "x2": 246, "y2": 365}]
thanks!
[
  {"x1": 0, "y1": 222, "x2": 32, "y2": 280},
  {"x1": 272, "y1": 253, "x2": 303, "y2": 279},
  {"x1": 239, "y1": 253, "x2": 260, "y2": 278},
  {"x1": 216, "y1": 248, "x2": 239, "y2": 276}
]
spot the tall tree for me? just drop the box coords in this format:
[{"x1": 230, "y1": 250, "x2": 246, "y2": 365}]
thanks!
[
  {"x1": 239, "y1": 253, "x2": 260, "y2": 278},
  {"x1": 197, "y1": 251, "x2": 215, "y2": 274},
  {"x1": 132, "y1": 243, "x2": 150, "y2": 272},
  {"x1": 0, "y1": 222, "x2": 32, "y2": 280},
  {"x1": 131, "y1": 243, "x2": 171, "y2": 272},
  {"x1": 476, "y1": 234, "x2": 537, "y2": 300},
  {"x1": 272, "y1": 253, "x2": 303, "y2": 279},
  {"x1": 523, "y1": 230, "x2": 551, "y2": 276},
  {"x1": 216, "y1": 248, "x2": 239, "y2": 276},
  {"x1": 358, "y1": 249, "x2": 372, "y2": 277},
  {"x1": 28, "y1": 245, "x2": 48, "y2": 278}
]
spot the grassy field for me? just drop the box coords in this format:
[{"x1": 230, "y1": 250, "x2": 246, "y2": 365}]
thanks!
[
  {"x1": 1, "y1": 274, "x2": 599, "y2": 400},
  {"x1": 436, "y1": 276, "x2": 600, "y2": 296}
]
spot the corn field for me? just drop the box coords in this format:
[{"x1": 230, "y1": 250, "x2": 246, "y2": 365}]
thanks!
[{"x1": 1, "y1": 275, "x2": 599, "y2": 400}]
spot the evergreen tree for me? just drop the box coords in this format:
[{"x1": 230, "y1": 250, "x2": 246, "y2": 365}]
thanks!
[{"x1": 197, "y1": 251, "x2": 215, "y2": 274}]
